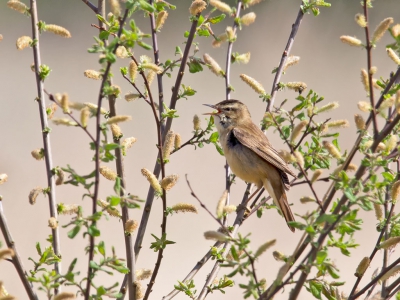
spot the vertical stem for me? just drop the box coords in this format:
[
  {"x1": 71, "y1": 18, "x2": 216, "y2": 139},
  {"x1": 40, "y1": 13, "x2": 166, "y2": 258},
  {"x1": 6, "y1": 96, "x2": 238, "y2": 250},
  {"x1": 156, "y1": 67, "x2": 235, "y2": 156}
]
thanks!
[{"x1": 30, "y1": 0, "x2": 61, "y2": 290}]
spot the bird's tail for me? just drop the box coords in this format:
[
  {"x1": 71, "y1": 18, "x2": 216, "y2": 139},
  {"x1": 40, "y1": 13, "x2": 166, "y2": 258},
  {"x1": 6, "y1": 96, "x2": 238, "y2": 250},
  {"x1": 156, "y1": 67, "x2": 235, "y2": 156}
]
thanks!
[{"x1": 263, "y1": 178, "x2": 295, "y2": 232}]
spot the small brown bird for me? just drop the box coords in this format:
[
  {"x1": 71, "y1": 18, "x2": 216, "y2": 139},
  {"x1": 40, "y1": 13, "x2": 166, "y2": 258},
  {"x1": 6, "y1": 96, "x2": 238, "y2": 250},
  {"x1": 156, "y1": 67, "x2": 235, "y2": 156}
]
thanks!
[{"x1": 204, "y1": 99, "x2": 297, "y2": 232}]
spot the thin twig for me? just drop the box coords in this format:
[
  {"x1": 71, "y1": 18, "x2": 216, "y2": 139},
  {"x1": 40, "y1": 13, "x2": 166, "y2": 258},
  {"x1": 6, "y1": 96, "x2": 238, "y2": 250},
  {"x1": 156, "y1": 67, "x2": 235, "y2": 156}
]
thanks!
[
  {"x1": 81, "y1": 0, "x2": 97, "y2": 12},
  {"x1": 0, "y1": 202, "x2": 38, "y2": 300},
  {"x1": 30, "y1": 0, "x2": 61, "y2": 291},
  {"x1": 91, "y1": 23, "x2": 117, "y2": 36},
  {"x1": 242, "y1": 248, "x2": 262, "y2": 297},
  {"x1": 122, "y1": 74, "x2": 151, "y2": 104}
]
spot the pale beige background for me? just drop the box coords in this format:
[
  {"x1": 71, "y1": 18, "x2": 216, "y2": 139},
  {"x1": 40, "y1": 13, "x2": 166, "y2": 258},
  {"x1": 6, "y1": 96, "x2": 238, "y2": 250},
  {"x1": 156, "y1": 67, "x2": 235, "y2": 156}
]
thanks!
[{"x1": 1, "y1": 0, "x2": 400, "y2": 299}]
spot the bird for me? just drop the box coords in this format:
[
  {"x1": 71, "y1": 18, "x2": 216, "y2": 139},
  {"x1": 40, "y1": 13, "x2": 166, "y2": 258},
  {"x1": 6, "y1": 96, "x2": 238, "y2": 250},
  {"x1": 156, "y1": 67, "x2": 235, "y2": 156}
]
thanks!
[{"x1": 204, "y1": 99, "x2": 297, "y2": 232}]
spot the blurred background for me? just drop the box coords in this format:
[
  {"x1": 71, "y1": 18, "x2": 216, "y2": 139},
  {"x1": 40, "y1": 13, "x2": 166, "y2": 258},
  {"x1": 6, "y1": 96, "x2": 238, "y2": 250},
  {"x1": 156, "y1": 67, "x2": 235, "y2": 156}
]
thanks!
[{"x1": 1, "y1": 0, "x2": 400, "y2": 299}]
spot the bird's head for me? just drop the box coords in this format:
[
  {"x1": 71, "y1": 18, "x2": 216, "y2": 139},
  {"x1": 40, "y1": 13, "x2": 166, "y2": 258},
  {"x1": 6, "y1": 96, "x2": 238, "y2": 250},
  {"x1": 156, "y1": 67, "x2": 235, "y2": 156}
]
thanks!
[{"x1": 203, "y1": 100, "x2": 251, "y2": 128}]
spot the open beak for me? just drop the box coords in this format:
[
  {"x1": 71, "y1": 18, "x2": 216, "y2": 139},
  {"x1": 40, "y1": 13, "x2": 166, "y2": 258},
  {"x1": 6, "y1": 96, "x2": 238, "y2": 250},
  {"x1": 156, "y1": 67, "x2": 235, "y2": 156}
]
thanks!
[{"x1": 203, "y1": 104, "x2": 220, "y2": 115}]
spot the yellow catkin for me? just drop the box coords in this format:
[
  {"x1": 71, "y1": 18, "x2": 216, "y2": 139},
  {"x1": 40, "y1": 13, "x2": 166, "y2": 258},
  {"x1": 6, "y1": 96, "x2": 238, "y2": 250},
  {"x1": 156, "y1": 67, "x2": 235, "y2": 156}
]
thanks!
[
  {"x1": 315, "y1": 102, "x2": 339, "y2": 114},
  {"x1": 193, "y1": 114, "x2": 201, "y2": 131},
  {"x1": 311, "y1": 170, "x2": 323, "y2": 184},
  {"x1": 125, "y1": 93, "x2": 140, "y2": 102},
  {"x1": 80, "y1": 107, "x2": 90, "y2": 128},
  {"x1": 0, "y1": 174, "x2": 8, "y2": 185},
  {"x1": 84, "y1": 70, "x2": 101, "y2": 80},
  {"x1": 354, "y1": 114, "x2": 366, "y2": 130},
  {"x1": 294, "y1": 151, "x2": 304, "y2": 168},
  {"x1": 163, "y1": 130, "x2": 175, "y2": 161},
  {"x1": 372, "y1": 17, "x2": 394, "y2": 43},
  {"x1": 52, "y1": 118, "x2": 78, "y2": 126},
  {"x1": 171, "y1": 203, "x2": 198, "y2": 213},
  {"x1": 300, "y1": 196, "x2": 315, "y2": 203},
  {"x1": 45, "y1": 24, "x2": 71, "y2": 38},
  {"x1": 57, "y1": 203, "x2": 80, "y2": 215},
  {"x1": 255, "y1": 240, "x2": 276, "y2": 258},
  {"x1": 0, "y1": 248, "x2": 15, "y2": 261},
  {"x1": 29, "y1": 187, "x2": 43, "y2": 205},
  {"x1": 110, "y1": 124, "x2": 123, "y2": 140},
  {"x1": 392, "y1": 24, "x2": 400, "y2": 38},
  {"x1": 241, "y1": 12, "x2": 256, "y2": 26},
  {"x1": 379, "y1": 265, "x2": 400, "y2": 282},
  {"x1": 355, "y1": 257, "x2": 370, "y2": 277},
  {"x1": 60, "y1": 93, "x2": 70, "y2": 113},
  {"x1": 391, "y1": 180, "x2": 400, "y2": 203},
  {"x1": 223, "y1": 205, "x2": 237, "y2": 214},
  {"x1": 290, "y1": 120, "x2": 308, "y2": 143},
  {"x1": 203, "y1": 54, "x2": 223, "y2": 77},
  {"x1": 216, "y1": 190, "x2": 228, "y2": 218},
  {"x1": 136, "y1": 269, "x2": 152, "y2": 281},
  {"x1": 48, "y1": 217, "x2": 58, "y2": 229},
  {"x1": 53, "y1": 292, "x2": 76, "y2": 300},
  {"x1": 128, "y1": 60, "x2": 138, "y2": 82},
  {"x1": 240, "y1": 74, "x2": 265, "y2": 95},
  {"x1": 358, "y1": 101, "x2": 372, "y2": 112},
  {"x1": 273, "y1": 251, "x2": 286, "y2": 261},
  {"x1": 55, "y1": 167, "x2": 65, "y2": 185},
  {"x1": 146, "y1": 70, "x2": 156, "y2": 86},
  {"x1": 327, "y1": 119, "x2": 350, "y2": 129},
  {"x1": 47, "y1": 103, "x2": 57, "y2": 119},
  {"x1": 135, "y1": 281, "x2": 144, "y2": 299},
  {"x1": 370, "y1": 66, "x2": 378, "y2": 75},
  {"x1": 286, "y1": 82, "x2": 307, "y2": 93},
  {"x1": 283, "y1": 56, "x2": 300, "y2": 72},
  {"x1": 386, "y1": 48, "x2": 400, "y2": 65},
  {"x1": 141, "y1": 63, "x2": 163, "y2": 74},
  {"x1": 141, "y1": 168, "x2": 162, "y2": 195},
  {"x1": 379, "y1": 237, "x2": 400, "y2": 250},
  {"x1": 340, "y1": 36, "x2": 363, "y2": 47},
  {"x1": 125, "y1": 219, "x2": 138, "y2": 233},
  {"x1": 189, "y1": 0, "x2": 207, "y2": 16},
  {"x1": 323, "y1": 141, "x2": 341, "y2": 159},
  {"x1": 361, "y1": 69, "x2": 369, "y2": 92},
  {"x1": 116, "y1": 46, "x2": 129, "y2": 58},
  {"x1": 385, "y1": 135, "x2": 397, "y2": 152},
  {"x1": 122, "y1": 137, "x2": 137, "y2": 156},
  {"x1": 109, "y1": 0, "x2": 121, "y2": 17},
  {"x1": 373, "y1": 203, "x2": 383, "y2": 221},
  {"x1": 209, "y1": 0, "x2": 232, "y2": 14},
  {"x1": 212, "y1": 33, "x2": 228, "y2": 48},
  {"x1": 355, "y1": 13, "x2": 367, "y2": 27},
  {"x1": 7, "y1": 0, "x2": 28, "y2": 14},
  {"x1": 99, "y1": 166, "x2": 118, "y2": 181},
  {"x1": 105, "y1": 115, "x2": 132, "y2": 125},
  {"x1": 347, "y1": 163, "x2": 357, "y2": 172},
  {"x1": 235, "y1": 52, "x2": 251, "y2": 64},
  {"x1": 174, "y1": 133, "x2": 181, "y2": 150},
  {"x1": 16, "y1": 36, "x2": 32, "y2": 50},
  {"x1": 160, "y1": 175, "x2": 179, "y2": 191},
  {"x1": 204, "y1": 231, "x2": 229, "y2": 242},
  {"x1": 97, "y1": 199, "x2": 121, "y2": 217},
  {"x1": 31, "y1": 148, "x2": 44, "y2": 160},
  {"x1": 156, "y1": 11, "x2": 168, "y2": 31}
]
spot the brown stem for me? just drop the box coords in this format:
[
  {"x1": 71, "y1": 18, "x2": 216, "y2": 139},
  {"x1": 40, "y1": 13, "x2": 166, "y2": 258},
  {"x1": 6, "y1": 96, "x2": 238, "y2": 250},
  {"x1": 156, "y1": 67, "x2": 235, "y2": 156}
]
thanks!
[
  {"x1": 30, "y1": 0, "x2": 61, "y2": 291},
  {"x1": 243, "y1": 248, "x2": 262, "y2": 297},
  {"x1": 81, "y1": 0, "x2": 97, "y2": 12}
]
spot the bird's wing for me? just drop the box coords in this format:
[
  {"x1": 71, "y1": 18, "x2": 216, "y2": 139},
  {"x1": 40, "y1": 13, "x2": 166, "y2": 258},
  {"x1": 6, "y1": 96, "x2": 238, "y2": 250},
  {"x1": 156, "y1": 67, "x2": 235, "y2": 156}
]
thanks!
[{"x1": 232, "y1": 124, "x2": 297, "y2": 178}]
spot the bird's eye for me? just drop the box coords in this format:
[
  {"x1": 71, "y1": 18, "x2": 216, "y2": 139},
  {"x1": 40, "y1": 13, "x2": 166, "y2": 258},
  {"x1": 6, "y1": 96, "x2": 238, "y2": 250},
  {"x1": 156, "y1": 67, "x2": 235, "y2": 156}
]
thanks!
[{"x1": 225, "y1": 107, "x2": 231, "y2": 111}]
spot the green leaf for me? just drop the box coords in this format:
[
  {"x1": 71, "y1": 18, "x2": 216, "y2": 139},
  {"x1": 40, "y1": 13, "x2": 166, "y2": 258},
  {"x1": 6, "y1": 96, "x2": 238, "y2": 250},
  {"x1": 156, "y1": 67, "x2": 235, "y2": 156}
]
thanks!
[
  {"x1": 197, "y1": 28, "x2": 210, "y2": 37},
  {"x1": 90, "y1": 260, "x2": 100, "y2": 270},
  {"x1": 139, "y1": 0, "x2": 155, "y2": 12},
  {"x1": 88, "y1": 225, "x2": 101, "y2": 237},
  {"x1": 138, "y1": 41, "x2": 152, "y2": 50},
  {"x1": 188, "y1": 60, "x2": 203, "y2": 73},
  {"x1": 104, "y1": 143, "x2": 120, "y2": 151},
  {"x1": 68, "y1": 225, "x2": 81, "y2": 239},
  {"x1": 315, "y1": 214, "x2": 337, "y2": 224},
  {"x1": 309, "y1": 280, "x2": 322, "y2": 299},
  {"x1": 210, "y1": 132, "x2": 219, "y2": 143},
  {"x1": 109, "y1": 196, "x2": 121, "y2": 206},
  {"x1": 98, "y1": 241, "x2": 106, "y2": 256},
  {"x1": 99, "y1": 30, "x2": 110, "y2": 40},
  {"x1": 208, "y1": 14, "x2": 226, "y2": 24},
  {"x1": 344, "y1": 188, "x2": 356, "y2": 202},
  {"x1": 382, "y1": 172, "x2": 394, "y2": 182},
  {"x1": 96, "y1": 14, "x2": 110, "y2": 26}
]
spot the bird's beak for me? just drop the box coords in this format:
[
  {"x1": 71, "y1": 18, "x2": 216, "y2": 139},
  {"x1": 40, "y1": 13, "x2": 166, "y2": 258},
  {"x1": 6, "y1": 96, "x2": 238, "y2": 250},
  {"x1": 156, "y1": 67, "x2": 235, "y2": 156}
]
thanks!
[{"x1": 203, "y1": 104, "x2": 220, "y2": 115}]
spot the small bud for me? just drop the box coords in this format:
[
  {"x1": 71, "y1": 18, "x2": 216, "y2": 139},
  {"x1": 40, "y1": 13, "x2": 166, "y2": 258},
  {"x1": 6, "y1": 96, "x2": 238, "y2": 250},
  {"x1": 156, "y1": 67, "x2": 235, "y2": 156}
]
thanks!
[
  {"x1": 392, "y1": 24, "x2": 400, "y2": 38},
  {"x1": 55, "y1": 167, "x2": 65, "y2": 185},
  {"x1": 340, "y1": 35, "x2": 363, "y2": 47},
  {"x1": 300, "y1": 196, "x2": 315, "y2": 204},
  {"x1": 204, "y1": 230, "x2": 230, "y2": 242},
  {"x1": 216, "y1": 190, "x2": 228, "y2": 218},
  {"x1": 372, "y1": 17, "x2": 394, "y2": 43},
  {"x1": 99, "y1": 166, "x2": 118, "y2": 181},
  {"x1": 203, "y1": 54, "x2": 224, "y2": 77},
  {"x1": 234, "y1": 52, "x2": 251, "y2": 64},
  {"x1": 54, "y1": 292, "x2": 76, "y2": 300},
  {"x1": 241, "y1": 12, "x2": 256, "y2": 26},
  {"x1": 97, "y1": 199, "x2": 121, "y2": 217},
  {"x1": 189, "y1": 0, "x2": 207, "y2": 16},
  {"x1": 52, "y1": 118, "x2": 78, "y2": 126},
  {"x1": 209, "y1": 0, "x2": 232, "y2": 14},
  {"x1": 125, "y1": 219, "x2": 138, "y2": 234},
  {"x1": 60, "y1": 93, "x2": 70, "y2": 113},
  {"x1": 45, "y1": 24, "x2": 71, "y2": 38},
  {"x1": 355, "y1": 257, "x2": 370, "y2": 277},
  {"x1": 357, "y1": 101, "x2": 372, "y2": 112},
  {"x1": 29, "y1": 187, "x2": 43, "y2": 205},
  {"x1": 0, "y1": 174, "x2": 8, "y2": 185},
  {"x1": 223, "y1": 205, "x2": 237, "y2": 214},
  {"x1": 323, "y1": 141, "x2": 341, "y2": 159},
  {"x1": 174, "y1": 133, "x2": 181, "y2": 150},
  {"x1": 171, "y1": 203, "x2": 198, "y2": 213},
  {"x1": 128, "y1": 60, "x2": 138, "y2": 82},
  {"x1": 31, "y1": 148, "x2": 44, "y2": 160},
  {"x1": 48, "y1": 217, "x2": 58, "y2": 229},
  {"x1": 391, "y1": 180, "x2": 400, "y2": 203},
  {"x1": 125, "y1": 92, "x2": 140, "y2": 102},
  {"x1": 122, "y1": 137, "x2": 137, "y2": 156},
  {"x1": 0, "y1": 248, "x2": 14, "y2": 261},
  {"x1": 136, "y1": 269, "x2": 152, "y2": 281},
  {"x1": 84, "y1": 70, "x2": 101, "y2": 80},
  {"x1": 373, "y1": 203, "x2": 383, "y2": 221},
  {"x1": 294, "y1": 151, "x2": 304, "y2": 168},
  {"x1": 370, "y1": 66, "x2": 378, "y2": 74},
  {"x1": 355, "y1": 13, "x2": 367, "y2": 27},
  {"x1": 273, "y1": 251, "x2": 286, "y2": 261},
  {"x1": 354, "y1": 114, "x2": 366, "y2": 130},
  {"x1": 255, "y1": 239, "x2": 276, "y2": 258},
  {"x1": 212, "y1": 33, "x2": 228, "y2": 48},
  {"x1": 386, "y1": 48, "x2": 400, "y2": 65},
  {"x1": 385, "y1": 135, "x2": 397, "y2": 152},
  {"x1": 109, "y1": 0, "x2": 121, "y2": 17},
  {"x1": 286, "y1": 82, "x2": 307, "y2": 93},
  {"x1": 327, "y1": 119, "x2": 350, "y2": 129},
  {"x1": 135, "y1": 280, "x2": 144, "y2": 299},
  {"x1": 240, "y1": 74, "x2": 266, "y2": 95},
  {"x1": 290, "y1": 120, "x2": 308, "y2": 143},
  {"x1": 283, "y1": 56, "x2": 300, "y2": 72},
  {"x1": 7, "y1": 0, "x2": 28, "y2": 14},
  {"x1": 347, "y1": 163, "x2": 357, "y2": 172},
  {"x1": 311, "y1": 170, "x2": 323, "y2": 184},
  {"x1": 314, "y1": 102, "x2": 339, "y2": 114},
  {"x1": 163, "y1": 130, "x2": 175, "y2": 161},
  {"x1": 142, "y1": 63, "x2": 163, "y2": 74},
  {"x1": 161, "y1": 174, "x2": 179, "y2": 191},
  {"x1": 80, "y1": 107, "x2": 90, "y2": 128},
  {"x1": 193, "y1": 114, "x2": 201, "y2": 131},
  {"x1": 106, "y1": 115, "x2": 132, "y2": 125},
  {"x1": 141, "y1": 168, "x2": 162, "y2": 195},
  {"x1": 156, "y1": 11, "x2": 168, "y2": 31},
  {"x1": 16, "y1": 36, "x2": 32, "y2": 50},
  {"x1": 379, "y1": 265, "x2": 400, "y2": 282},
  {"x1": 57, "y1": 203, "x2": 79, "y2": 215},
  {"x1": 46, "y1": 103, "x2": 57, "y2": 119}
]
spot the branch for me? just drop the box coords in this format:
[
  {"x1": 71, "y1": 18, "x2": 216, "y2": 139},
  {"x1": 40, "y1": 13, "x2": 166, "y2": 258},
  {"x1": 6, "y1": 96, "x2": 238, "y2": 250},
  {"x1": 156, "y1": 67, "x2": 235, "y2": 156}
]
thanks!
[
  {"x1": 0, "y1": 202, "x2": 38, "y2": 300},
  {"x1": 30, "y1": 0, "x2": 61, "y2": 289},
  {"x1": 81, "y1": 0, "x2": 97, "y2": 13}
]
